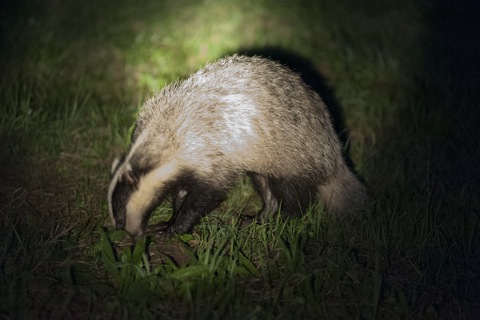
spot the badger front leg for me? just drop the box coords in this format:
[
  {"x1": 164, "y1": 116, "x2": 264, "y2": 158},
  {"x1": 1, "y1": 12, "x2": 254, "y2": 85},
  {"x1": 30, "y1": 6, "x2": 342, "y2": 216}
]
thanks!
[
  {"x1": 173, "y1": 188, "x2": 188, "y2": 213},
  {"x1": 162, "y1": 186, "x2": 227, "y2": 235}
]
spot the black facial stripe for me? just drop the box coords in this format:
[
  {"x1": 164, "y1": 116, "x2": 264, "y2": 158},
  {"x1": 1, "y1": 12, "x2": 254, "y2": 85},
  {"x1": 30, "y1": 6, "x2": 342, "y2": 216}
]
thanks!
[{"x1": 111, "y1": 175, "x2": 134, "y2": 229}]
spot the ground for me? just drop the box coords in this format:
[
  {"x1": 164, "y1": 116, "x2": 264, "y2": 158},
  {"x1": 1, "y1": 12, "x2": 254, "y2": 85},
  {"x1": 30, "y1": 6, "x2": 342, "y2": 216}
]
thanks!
[{"x1": 1, "y1": 0, "x2": 479, "y2": 318}]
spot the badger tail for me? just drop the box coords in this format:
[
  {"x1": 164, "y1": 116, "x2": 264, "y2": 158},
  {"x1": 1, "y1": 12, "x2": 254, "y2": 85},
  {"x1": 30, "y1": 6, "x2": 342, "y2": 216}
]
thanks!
[{"x1": 318, "y1": 165, "x2": 367, "y2": 214}]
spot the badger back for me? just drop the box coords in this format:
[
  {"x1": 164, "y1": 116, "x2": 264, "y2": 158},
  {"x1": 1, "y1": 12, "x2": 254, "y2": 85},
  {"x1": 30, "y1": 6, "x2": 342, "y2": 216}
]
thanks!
[{"x1": 135, "y1": 55, "x2": 343, "y2": 182}]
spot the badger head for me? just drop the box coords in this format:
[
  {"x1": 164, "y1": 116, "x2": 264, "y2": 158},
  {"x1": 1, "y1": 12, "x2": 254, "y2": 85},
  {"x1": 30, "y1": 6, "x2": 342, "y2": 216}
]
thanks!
[{"x1": 107, "y1": 154, "x2": 179, "y2": 237}]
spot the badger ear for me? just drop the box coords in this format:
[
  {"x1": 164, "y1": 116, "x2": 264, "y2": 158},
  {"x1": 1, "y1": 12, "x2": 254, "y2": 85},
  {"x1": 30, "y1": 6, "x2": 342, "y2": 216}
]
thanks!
[{"x1": 111, "y1": 155, "x2": 125, "y2": 174}]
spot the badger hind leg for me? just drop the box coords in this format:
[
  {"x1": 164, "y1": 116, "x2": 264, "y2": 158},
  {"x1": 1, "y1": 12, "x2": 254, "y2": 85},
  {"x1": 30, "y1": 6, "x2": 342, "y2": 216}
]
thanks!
[
  {"x1": 269, "y1": 177, "x2": 315, "y2": 218},
  {"x1": 249, "y1": 173, "x2": 280, "y2": 221},
  {"x1": 250, "y1": 173, "x2": 313, "y2": 222}
]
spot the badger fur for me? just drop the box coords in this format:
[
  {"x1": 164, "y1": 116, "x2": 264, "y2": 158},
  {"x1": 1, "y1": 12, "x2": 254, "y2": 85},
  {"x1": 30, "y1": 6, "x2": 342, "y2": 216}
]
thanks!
[{"x1": 108, "y1": 55, "x2": 367, "y2": 237}]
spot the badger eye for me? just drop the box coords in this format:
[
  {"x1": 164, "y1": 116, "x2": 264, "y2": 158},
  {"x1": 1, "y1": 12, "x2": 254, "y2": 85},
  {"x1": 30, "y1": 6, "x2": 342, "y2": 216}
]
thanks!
[{"x1": 124, "y1": 169, "x2": 139, "y2": 188}]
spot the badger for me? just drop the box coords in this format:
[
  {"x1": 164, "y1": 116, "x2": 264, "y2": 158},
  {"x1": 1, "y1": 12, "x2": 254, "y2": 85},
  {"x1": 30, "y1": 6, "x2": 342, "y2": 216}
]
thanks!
[{"x1": 108, "y1": 55, "x2": 367, "y2": 237}]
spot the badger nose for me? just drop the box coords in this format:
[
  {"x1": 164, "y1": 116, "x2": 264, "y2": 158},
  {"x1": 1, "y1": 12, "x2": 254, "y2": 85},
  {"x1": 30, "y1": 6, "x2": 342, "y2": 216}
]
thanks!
[{"x1": 115, "y1": 217, "x2": 126, "y2": 230}]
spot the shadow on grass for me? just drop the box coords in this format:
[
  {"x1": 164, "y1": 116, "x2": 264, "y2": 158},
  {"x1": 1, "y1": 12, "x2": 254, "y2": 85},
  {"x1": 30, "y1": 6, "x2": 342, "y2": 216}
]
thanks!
[{"x1": 372, "y1": 0, "x2": 480, "y2": 316}]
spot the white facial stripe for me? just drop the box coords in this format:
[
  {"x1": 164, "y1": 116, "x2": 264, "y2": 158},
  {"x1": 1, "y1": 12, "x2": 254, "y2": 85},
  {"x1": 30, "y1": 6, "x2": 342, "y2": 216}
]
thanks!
[
  {"x1": 125, "y1": 160, "x2": 178, "y2": 235},
  {"x1": 108, "y1": 166, "x2": 123, "y2": 225},
  {"x1": 108, "y1": 130, "x2": 150, "y2": 226},
  {"x1": 126, "y1": 129, "x2": 149, "y2": 164}
]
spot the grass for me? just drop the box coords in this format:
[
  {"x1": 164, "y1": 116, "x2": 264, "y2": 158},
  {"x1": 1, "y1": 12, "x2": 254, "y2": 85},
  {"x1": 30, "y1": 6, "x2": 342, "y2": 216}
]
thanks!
[{"x1": 1, "y1": 0, "x2": 479, "y2": 318}]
